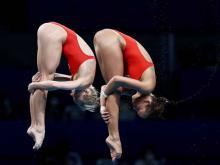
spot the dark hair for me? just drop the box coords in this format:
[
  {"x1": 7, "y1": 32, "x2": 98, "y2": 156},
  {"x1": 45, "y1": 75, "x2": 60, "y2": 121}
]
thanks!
[{"x1": 151, "y1": 95, "x2": 170, "y2": 118}]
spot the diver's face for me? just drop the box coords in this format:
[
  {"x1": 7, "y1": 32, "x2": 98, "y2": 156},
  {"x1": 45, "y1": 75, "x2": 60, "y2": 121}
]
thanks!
[
  {"x1": 70, "y1": 88, "x2": 92, "y2": 103},
  {"x1": 133, "y1": 95, "x2": 153, "y2": 118}
]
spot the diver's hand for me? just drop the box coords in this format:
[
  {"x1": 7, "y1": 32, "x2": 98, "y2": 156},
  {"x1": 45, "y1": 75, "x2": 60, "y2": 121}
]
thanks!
[
  {"x1": 32, "y1": 72, "x2": 41, "y2": 82},
  {"x1": 100, "y1": 85, "x2": 110, "y2": 123},
  {"x1": 100, "y1": 106, "x2": 111, "y2": 123}
]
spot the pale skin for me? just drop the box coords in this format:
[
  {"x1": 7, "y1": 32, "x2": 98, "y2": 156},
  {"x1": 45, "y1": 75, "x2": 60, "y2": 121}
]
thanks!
[
  {"x1": 93, "y1": 29, "x2": 156, "y2": 161},
  {"x1": 27, "y1": 23, "x2": 96, "y2": 150}
]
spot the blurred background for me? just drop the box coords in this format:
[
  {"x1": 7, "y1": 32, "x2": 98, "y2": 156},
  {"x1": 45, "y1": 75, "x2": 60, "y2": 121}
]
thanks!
[{"x1": 0, "y1": 0, "x2": 220, "y2": 164}]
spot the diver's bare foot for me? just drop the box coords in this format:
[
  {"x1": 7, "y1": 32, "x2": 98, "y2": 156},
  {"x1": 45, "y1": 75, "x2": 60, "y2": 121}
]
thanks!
[
  {"x1": 105, "y1": 136, "x2": 122, "y2": 161},
  {"x1": 27, "y1": 126, "x2": 45, "y2": 150}
]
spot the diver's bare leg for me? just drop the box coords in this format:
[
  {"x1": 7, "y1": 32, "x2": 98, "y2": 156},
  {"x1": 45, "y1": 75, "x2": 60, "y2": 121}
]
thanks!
[
  {"x1": 94, "y1": 29, "x2": 124, "y2": 160},
  {"x1": 27, "y1": 23, "x2": 65, "y2": 150}
]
